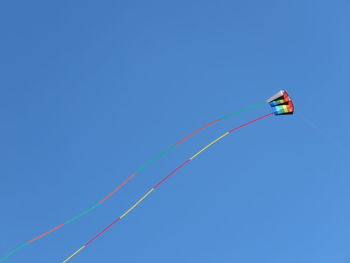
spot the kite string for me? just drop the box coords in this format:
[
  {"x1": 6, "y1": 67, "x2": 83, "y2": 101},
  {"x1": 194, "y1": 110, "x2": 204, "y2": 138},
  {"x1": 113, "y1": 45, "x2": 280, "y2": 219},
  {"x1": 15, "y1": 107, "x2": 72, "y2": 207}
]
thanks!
[
  {"x1": 62, "y1": 113, "x2": 273, "y2": 262},
  {"x1": 0, "y1": 102, "x2": 266, "y2": 263}
]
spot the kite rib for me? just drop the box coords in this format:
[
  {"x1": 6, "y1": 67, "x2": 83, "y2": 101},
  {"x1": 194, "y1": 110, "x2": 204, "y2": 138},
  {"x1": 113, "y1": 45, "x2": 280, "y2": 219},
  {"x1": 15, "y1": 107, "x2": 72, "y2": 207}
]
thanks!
[
  {"x1": 62, "y1": 113, "x2": 273, "y2": 262},
  {"x1": 0, "y1": 103, "x2": 265, "y2": 263}
]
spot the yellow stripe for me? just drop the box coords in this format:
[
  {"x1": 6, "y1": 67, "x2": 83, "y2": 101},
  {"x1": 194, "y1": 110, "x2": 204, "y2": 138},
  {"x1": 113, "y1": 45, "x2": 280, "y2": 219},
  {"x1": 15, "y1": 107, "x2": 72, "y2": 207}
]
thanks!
[
  {"x1": 189, "y1": 132, "x2": 229, "y2": 160},
  {"x1": 62, "y1": 246, "x2": 86, "y2": 263},
  {"x1": 120, "y1": 188, "x2": 154, "y2": 219}
]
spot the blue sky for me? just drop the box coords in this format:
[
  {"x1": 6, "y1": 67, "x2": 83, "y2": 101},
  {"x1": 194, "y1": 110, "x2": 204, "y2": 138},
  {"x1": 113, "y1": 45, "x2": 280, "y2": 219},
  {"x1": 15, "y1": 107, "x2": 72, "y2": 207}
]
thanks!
[{"x1": 1, "y1": 1, "x2": 349, "y2": 262}]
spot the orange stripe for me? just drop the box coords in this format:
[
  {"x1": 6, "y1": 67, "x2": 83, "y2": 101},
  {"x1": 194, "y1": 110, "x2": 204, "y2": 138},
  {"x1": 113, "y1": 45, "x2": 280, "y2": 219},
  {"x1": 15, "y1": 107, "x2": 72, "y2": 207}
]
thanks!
[
  {"x1": 99, "y1": 174, "x2": 136, "y2": 204},
  {"x1": 28, "y1": 224, "x2": 64, "y2": 243},
  {"x1": 176, "y1": 120, "x2": 219, "y2": 145}
]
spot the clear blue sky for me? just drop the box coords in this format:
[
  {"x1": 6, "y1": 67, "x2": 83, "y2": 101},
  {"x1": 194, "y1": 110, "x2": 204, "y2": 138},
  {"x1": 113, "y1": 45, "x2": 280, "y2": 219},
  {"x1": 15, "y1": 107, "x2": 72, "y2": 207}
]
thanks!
[{"x1": 1, "y1": 1, "x2": 349, "y2": 262}]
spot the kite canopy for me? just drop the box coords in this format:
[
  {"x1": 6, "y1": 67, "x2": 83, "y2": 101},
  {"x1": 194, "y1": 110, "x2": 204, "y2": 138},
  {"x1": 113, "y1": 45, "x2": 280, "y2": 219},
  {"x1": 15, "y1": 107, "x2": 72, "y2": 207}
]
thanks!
[{"x1": 266, "y1": 90, "x2": 294, "y2": 115}]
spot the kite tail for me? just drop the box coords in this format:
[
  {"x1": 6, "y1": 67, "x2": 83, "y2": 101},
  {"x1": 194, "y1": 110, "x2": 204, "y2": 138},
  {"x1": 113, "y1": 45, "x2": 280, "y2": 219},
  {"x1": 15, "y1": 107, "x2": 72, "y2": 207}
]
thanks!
[
  {"x1": 0, "y1": 102, "x2": 266, "y2": 263},
  {"x1": 62, "y1": 113, "x2": 273, "y2": 262},
  {"x1": 0, "y1": 243, "x2": 28, "y2": 263}
]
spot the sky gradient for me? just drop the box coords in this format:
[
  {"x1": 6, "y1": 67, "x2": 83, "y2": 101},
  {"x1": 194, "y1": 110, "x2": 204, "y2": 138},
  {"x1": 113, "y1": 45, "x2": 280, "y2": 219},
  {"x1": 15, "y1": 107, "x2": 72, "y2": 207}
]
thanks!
[{"x1": 1, "y1": 1, "x2": 349, "y2": 262}]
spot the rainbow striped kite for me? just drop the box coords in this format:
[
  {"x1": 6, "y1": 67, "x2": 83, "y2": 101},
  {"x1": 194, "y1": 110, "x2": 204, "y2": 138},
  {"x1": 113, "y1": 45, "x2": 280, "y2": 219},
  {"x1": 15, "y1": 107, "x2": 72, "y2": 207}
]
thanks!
[
  {"x1": 0, "y1": 91, "x2": 294, "y2": 263},
  {"x1": 267, "y1": 90, "x2": 294, "y2": 115}
]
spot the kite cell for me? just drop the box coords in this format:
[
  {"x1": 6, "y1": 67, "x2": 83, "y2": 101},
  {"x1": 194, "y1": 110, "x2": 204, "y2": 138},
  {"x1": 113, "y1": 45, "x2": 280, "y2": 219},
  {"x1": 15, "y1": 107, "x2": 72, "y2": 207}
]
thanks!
[{"x1": 267, "y1": 90, "x2": 294, "y2": 115}]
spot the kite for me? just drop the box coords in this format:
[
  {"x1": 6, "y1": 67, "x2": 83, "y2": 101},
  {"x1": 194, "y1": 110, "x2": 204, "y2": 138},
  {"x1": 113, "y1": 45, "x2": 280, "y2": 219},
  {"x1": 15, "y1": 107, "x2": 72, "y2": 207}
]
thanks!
[
  {"x1": 267, "y1": 90, "x2": 294, "y2": 115},
  {"x1": 62, "y1": 91, "x2": 294, "y2": 262},
  {"x1": 0, "y1": 91, "x2": 294, "y2": 263}
]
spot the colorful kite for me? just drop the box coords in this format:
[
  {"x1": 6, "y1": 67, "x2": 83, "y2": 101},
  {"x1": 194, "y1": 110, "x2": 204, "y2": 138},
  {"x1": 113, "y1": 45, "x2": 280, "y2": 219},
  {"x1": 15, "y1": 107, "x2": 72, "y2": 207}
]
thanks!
[
  {"x1": 267, "y1": 90, "x2": 294, "y2": 115},
  {"x1": 0, "y1": 91, "x2": 294, "y2": 263},
  {"x1": 61, "y1": 91, "x2": 294, "y2": 262}
]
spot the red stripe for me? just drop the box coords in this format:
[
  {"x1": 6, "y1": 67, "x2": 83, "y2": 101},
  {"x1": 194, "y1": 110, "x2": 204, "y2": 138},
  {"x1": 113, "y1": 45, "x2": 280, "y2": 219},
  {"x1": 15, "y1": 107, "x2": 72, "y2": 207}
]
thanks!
[
  {"x1": 99, "y1": 174, "x2": 136, "y2": 204},
  {"x1": 176, "y1": 120, "x2": 219, "y2": 145},
  {"x1": 229, "y1": 113, "x2": 273, "y2": 133},
  {"x1": 85, "y1": 218, "x2": 121, "y2": 247},
  {"x1": 153, "y1": 159, "x2": 191, "y2": 189},
  {"x1": 29, "y1": 224, "x2": 65, "y2": 243}
]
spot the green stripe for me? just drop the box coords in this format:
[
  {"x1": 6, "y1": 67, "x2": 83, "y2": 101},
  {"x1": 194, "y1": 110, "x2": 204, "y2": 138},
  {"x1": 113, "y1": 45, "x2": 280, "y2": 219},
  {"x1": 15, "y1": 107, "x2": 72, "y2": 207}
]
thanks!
[
  {"x1": 134, "y1": 145, "x2": 176, "y2": 174},
  {"x1": 0, "y1": 242, "x2": 28, "y2": 262},
  {"x1": 64, "y1": 203, "x2": 101, "y2": 224},
  {"x1": 218, "y1": 102, "x2": 266, "y2": 120}
]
